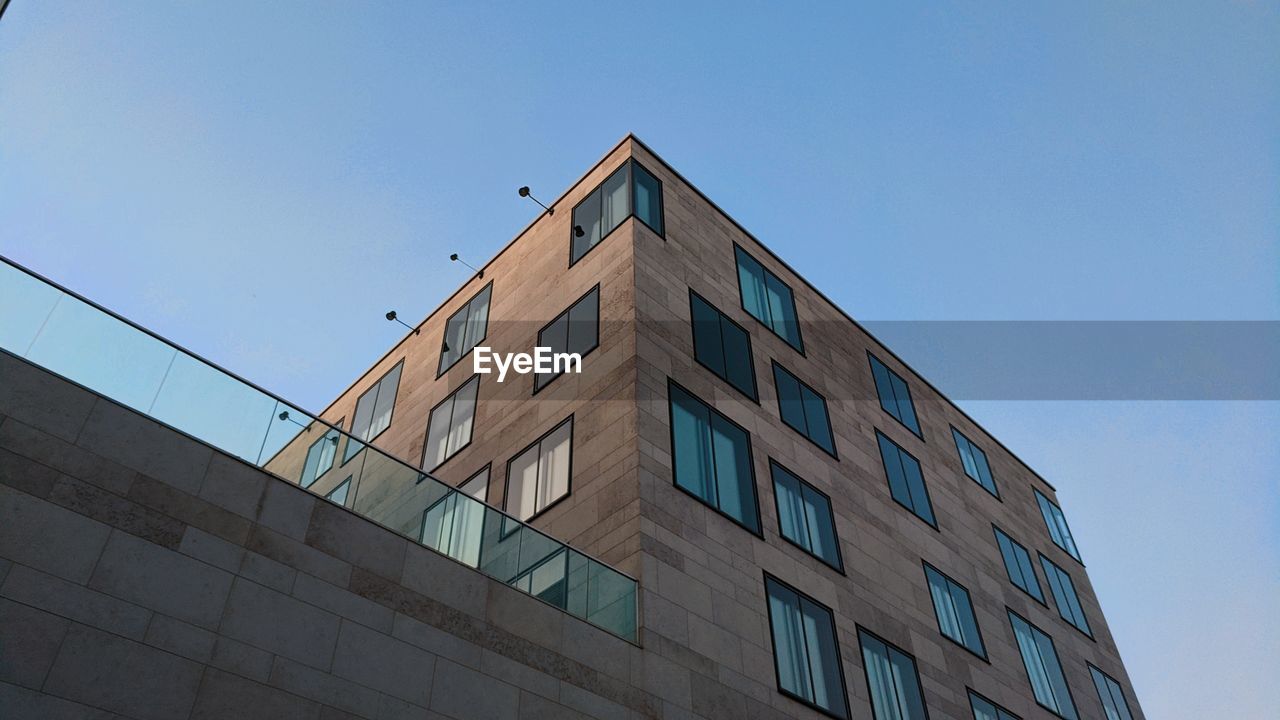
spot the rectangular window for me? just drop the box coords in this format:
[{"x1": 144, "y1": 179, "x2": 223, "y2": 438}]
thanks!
[
  {"x1": 1089, "y1": 665, "x2": 1135, "y2": 720},
  {"x1": 1008, "y1": 611, "x2": 1079, "y2": 720},
  {"x1": 994, "y1": 526, "x2": 1045, "y2": 603},
  {"x1": 631, "y1": 161, "x2": 664, "y2": 236},
  {"x1": 668, "y1": 381, "x2": 760, "y2": 533},
  {"x1": 923, "y1": 562, "x2": 986, "y2": 658},
  {"x1": 773, "y1": 363, "x2": 836, "y2": 456},
  {"x1": 1035, "y1": 489, "x2": 1082, "y2": 562},
  {"x1": 421, "y1": 466, "x2": 488, "y2": 567},
  {"x1": 734, "y1": 244, "x2": 802, "y2": 352},
  {"x1": 969, "y1": 690, "x2": 1021, "y2": 720},
  {"x1": 952, "y1": 426, "x2": 997, "y2": 496},
  {"x1": 301, "y1": 420, "x2": 343, "y2": 488},
  {"x1": 764, "y1": 575, "x2": 849, "y2": 719},
  {"x1": 438, "y1": 282, "x2": 492, "y2": 375},
  {"x1": 422, "y1": 375, "x2": 479, "y2": 471},
  {"x1": 868, "y1": 353, "x2": 921, "y2": 437},
  {"x1": 535, "y1": 285, "x2": 600, "y2": 391},
  {"x1": 771, "y1": 461, "x2": 842, "y2": 571},
  {"x1": 344, "y1": 361, "x2": 403, "y2": 463},
  {"x1": 858, "y1": 627, "x2": 928, "y2": 720},
  {"x1": 505, "y1": 417, "x2": 572, "y2": 521},
  {"x1": 325, "y1": 476, "x2": 352, "y2": 507},
  {"x1": 689, "y1": 290, "x2": 757, "y2": 401},
  {"x1": 1040, "y1": 554, "x2": 1091, "y2": 637},
  {"x1": 875, "y1": 430, "x2": 936, "y2": 527},
  {"x1": 570, "y1": 160, "x2": 664, "y2": 265}
]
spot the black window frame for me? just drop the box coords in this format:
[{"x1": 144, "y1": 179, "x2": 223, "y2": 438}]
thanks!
[
  {"x1": 533, "y1": 283, "x2": 602, "y2": 393},
  {"x1": 874, "y1": 429, "x2": 938, "y2": 529},
  {"x1": 436, "y1": 280, "x2": 494, "y2": 378},
  {"x1": 420, "y1": 374, "x2": 480, "y2": 473},
  {"x1": 1007, "y1": 608, "x2": 1081, "y2": 720},
  {"x1": 921, "y1": 560, "x2": 989, "y2": 661},
  {"x1": 503, "y1": 415, "x2": 575, "y2": 524},
  {"x1": 992, "y1": 524, "x2": 1047, "y2": 607},
  {"x1": 1035, "y1": 488, "x2": 1084, "y2": 565},
  {"x1": 856, "y1": 625, "x2": 931, "y2": 720},
  {"x1": 771, "y1": 361, "x2": 837, "y2": 458},
  {"x1": 763, "y1": 572, "x2": 852, "y2": 720},
  {"x1": 769, "y1": 459, "x2": 845, "y2": 573},
  {"x1": 950, "y1": 425, "x2": 999, "y2": 499},
  {"x1": 1039, "y1": 552, "x2": 1093, "y2": 639},
  {"x1": 666, "y1": 378, "x2": 763, "y2": 537},
  {"x1": 688, "y1": 288, "x2": 759, "y2": 402},
  {"x1": 568, "y1": 158, "x2": 665, "y2": 268},
  {"x1": 733, "y1": 242, "x2": 805, "y2": 354},
  {"x1": 325, "y1": 476, "x2": 353, "y2": 507},
  {"x1": 967, "y1": 688, "x2": 1022, "y2": 720},
  {"x1": 867, "y1": 351, "x2": 923, "y2": 439},
  {"x1": 301, "y1": 418, "x2": 344, "y2": 489},
  {"x1": 342, "y1": 359, "x2": 405, "y2": 466},
  {"x1": 1087, "y1": 664, "x2": 1136, "y2": 720}
]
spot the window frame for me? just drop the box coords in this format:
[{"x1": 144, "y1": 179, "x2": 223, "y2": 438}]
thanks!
[
  {"x1": 950, "y1": 425, "x2": 1000, "y2": 499},
  {"x1": 772, "y1": 361, "x2": 838, "y2": 458},
  {"x1": 856, "y1": 625, "x2": 931, "y2": 720},
  {"x1": 666, "y1": 378, "x2": 763, "y2": 537},
  {"x1": 874, "y1": 429, "x2": 939, "y2": 530},
  {"x1": 769, "y1": 459, "x2": 845, "y2": 573},
  {"x1": 568, "y1": 159, "x2": 666, "y2": 268},
  {"x1": 867, "y1": 351, "x2": 923, "y2": 439},
  {"x1": 420, "y1": 374, "x2": 480, "y2": 473},
  {"x1": 1087, "y1": 664, "x2": 1136, "y2": 720},
  {"x1": 324, "y1": 476, "x2": 352, "y2": 507},
  {"x1": 342, "y1": 360, "x2": 404, "y2": 465},
  {"x1": 732, "y1": 242, "x2": 805, "y2": 354},
  {"x1": 532, "y1": 283, "x2": 601, "y2": 394},
  {"x1": 301, "y1": 418, "x2": 344, "y2": 489},
  {"x1": 967, "y1": 688, "x2": 1022, "y2": 720},
  {"x1": 1035, "y1": 488, "x2": 1084, "y2": 565},
  {"x1": 921, "y1": 560, "x2": 989, "y2": 661},
  {"x1": 688, "y1": 288, "x2": 759, "y2": 403},
  {"x1": 992, "y1": 524, "x2": 1048, "y2": 606},
  {"x1": 1007, "y1": 609, "x2": 1080, "y2": 720},
  {"x1": 502, "y1": 415, "x2": 575, "y2": 523},
  {"x1": 1039, "y1": 552, "x2": 1093, "y2": 639},
  {"x1": 436, "y1": 280, "x2": 494, "y2": 378},
  {"x1": 763, "y1": 572, "x2": 852, "y2": 720}
]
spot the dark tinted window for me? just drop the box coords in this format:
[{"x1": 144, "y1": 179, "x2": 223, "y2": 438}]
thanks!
[
  {"x1": 868, "y1": 353, "x2": 921, "y2": 436},
  {"x1": 952, "y1": 426, "x2": 997, "y2": 496},
  {"x1": 690, "y1": 291, "x2": 757, "y2": 400},
  {"x1": 994, "y1": 526, "x2": 1045, "y2": 603},
  {"x1": 536, "y1": 286, "x2": 600, "y2": 390},
  {"x1": 773, "y1": 363, "x2": 835, "y2": 456},
  {"x1": 876, "y1": 431, "x2": 936, "y2": 527}
]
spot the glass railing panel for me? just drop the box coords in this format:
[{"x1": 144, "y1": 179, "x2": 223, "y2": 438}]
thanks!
[
  {"x1": 25, "y1": 292, "x2": 177, "y2": 413},
  {"x1": 150, "y1": 352, "x2": 282, "y2": 464},
  {"x1": 0, "y1": 260, "x2": 62, "y2": 354},
  {"x1": 0, "y1": 256, "x2": 638, "y2": 642}
]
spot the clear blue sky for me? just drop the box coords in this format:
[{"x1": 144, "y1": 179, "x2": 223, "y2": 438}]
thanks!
[{"x1": 2, "y1": 3, "x2": 1276, "y2": 717}]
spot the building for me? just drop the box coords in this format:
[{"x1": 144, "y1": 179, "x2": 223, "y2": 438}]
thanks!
[{"x1": 0, "y1": 135, "x2": 1143, "y2": 720}]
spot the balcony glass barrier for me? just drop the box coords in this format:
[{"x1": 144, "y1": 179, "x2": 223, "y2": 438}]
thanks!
[{"x1": 0, "y1": 256, "x2": 637, "y2": 642}]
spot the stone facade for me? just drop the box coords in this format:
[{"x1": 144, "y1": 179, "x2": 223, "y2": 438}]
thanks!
[{"x1": 0, "y1": 135, "x2": 1143, "y2": 719}]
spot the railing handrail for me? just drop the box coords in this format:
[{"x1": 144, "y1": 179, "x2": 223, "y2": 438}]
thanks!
[{"x1": 0, "y1": 253, "x2": 638, "y2": 587}]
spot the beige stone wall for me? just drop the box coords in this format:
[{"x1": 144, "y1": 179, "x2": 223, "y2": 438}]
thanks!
[{"x1": 626, "y1": 138, "x2": 1143, "y2": 719}]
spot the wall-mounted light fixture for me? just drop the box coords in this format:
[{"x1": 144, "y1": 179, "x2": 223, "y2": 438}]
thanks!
[
  {"x1": 518, "y1": 186, "x2": 553, "y2": 215},
  {"x1": 385, "y1": 310, "x2": 420, "y2": 335}
]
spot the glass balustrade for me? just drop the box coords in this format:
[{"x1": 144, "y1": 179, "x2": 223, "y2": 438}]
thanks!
[{"x1": 0, "y1": 256, "x2": 637, "y2": 642}]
